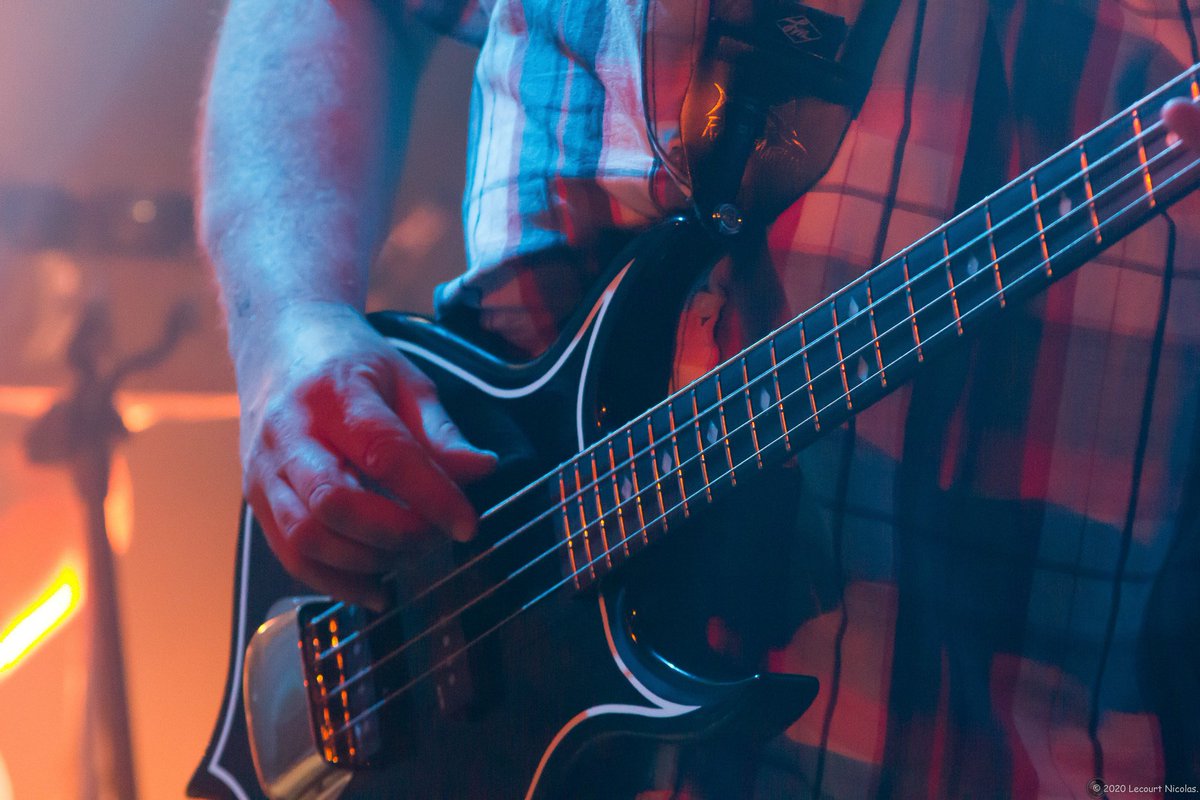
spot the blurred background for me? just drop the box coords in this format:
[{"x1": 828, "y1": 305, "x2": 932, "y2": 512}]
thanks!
[{"x1": 0, "y1": 2, "x2": 475, "y2": 797}]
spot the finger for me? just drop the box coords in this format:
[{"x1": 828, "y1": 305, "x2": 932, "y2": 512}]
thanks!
[
  {"x1": 316, "y1": 383, "x2": 481, "y2": 541},
  {"x1": 316, "y1": 486, "x2": 432, "y2": 552},
  {"x1": 246, "y1": 481, "x2": 390, "y2": 611},
  {"x1": 270, "y1": 475, "x2": 395, "y2": 574},
  {"x1": 382, "y1": 356, "x2": 498, "y2": 481},
  {"x1": 1163, "y1": 97, "x2": 1200, "y2": 149},
  {"x1": 282, "y1": 552, "x2": 390, "y2": 612},
  {"x1": 409, "y1": 391, "x2": 498, "y2": 483},
  {"x1": 277, "y1": 441, "x2": 430, "y2": 551}
]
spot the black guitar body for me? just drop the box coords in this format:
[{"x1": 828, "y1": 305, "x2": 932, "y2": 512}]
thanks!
[
  {"x1": 190, "y1": 64, "x2": 1200, "y2": 799},
  {"x1": 188, "y1": 216, "x2": 820, "y2": 800}
]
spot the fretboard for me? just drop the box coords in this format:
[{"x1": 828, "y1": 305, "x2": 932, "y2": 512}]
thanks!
[{"x1": 553, "y1": 65, "x2": 1200, "y2": 591}]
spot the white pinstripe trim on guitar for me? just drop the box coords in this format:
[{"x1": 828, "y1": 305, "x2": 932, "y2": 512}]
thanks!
[
  {"x1": 212, "y1": 260, "x2": 657, "y2": 800},
  {"x1": 523, "y1": 595, "x2": 700, "y2": 800},
  {"x1": 205, "y1": 510, "x2": 255, "y2": 800},
  {"x1": 387, "y1": 261, "x2": 633, "y2": 451}
]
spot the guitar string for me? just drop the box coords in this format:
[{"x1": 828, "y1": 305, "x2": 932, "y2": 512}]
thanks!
[
  {"x1": 325, "y1": 144, "x2": 1200, "y2": 740},
  {"x1": 311, "y1": 99, "x2": 1184, "y2": 665},
  {"x1": 318, "y1": 142, "x2": 1200, "y2": 723},
  {"x1": 307, "y1": 65, "x2": 1198, "y2": 635},
  {"x1": 311, "y1": 97, "x2": 1190, "y2": 675},
  {"x1": 316, "y1": 133, "x2": 1189, "y2": 691}
]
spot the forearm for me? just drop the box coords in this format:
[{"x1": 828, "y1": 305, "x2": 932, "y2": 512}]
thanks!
[{"x1": 198, "y1": 0, "x2": 428, "y2": 373}]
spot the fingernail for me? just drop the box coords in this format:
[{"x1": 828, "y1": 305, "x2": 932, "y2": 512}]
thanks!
[
  {"x1": 451, "y1": 518, "x2": 477, "y2": 542},
  {"x1": 448, "y1": 441, "x2": 497, "y2": 459}
]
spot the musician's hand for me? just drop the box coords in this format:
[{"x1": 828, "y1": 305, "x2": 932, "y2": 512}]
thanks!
[
  {"x1": 1164, "y1": 96, "x2": 1200, "y2": 150},
  {"x1": 235, "y1": 301, "x2": 497, "y2": 610}
]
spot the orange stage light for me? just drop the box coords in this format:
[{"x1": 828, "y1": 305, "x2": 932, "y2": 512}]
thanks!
[
  {"x1": 0, "y1": 563, "x2": 82, "y2": 679},
  {"x1": 0, "y1": 749, "x2": 11, "y2": 800}
]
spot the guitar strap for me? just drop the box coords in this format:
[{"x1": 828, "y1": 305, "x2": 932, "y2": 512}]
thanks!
[
  {"x1": 680, "y1": 0, "x2": 903, "y2": 227},
  {"x1": 656, "y1": 11, "x2": 906, "y2": 793},
  {"x1": 669, "y1": 0, "x2": 903, "y2": 391}
]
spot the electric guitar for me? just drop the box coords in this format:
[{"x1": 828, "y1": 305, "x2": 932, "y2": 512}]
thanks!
[{"x1": 189, "y1": 65, "x2": 1200, "y2": 800}]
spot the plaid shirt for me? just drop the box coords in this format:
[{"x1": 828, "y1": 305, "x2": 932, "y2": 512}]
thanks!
[{"x1": 402, "y1": 0, "x2": 1200, "y2": 795}]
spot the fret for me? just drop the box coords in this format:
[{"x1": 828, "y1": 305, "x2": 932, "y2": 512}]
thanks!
[
  {"x1": 906, "y1": 233, "x2": 967, "y2": 349},
  {"x1": 740, "y1": 357, "x2": 764, "y2": 469},
  {"x1": 941, "y1": 231, "x2": 964, "y2": 335},
  {"x1": 571, "y1": 462, "x2": 597, "y2": 581},
  {"x1": 1141, "y1": 102, "x2": 1187, "y2": 202},
  {"x1": 742, "y1": 342, "x2": 785, "y2": 454},
  {"x1": 944, "y1": 205, "x2": 1002, "y2": 322},
  {"x1": 859, "y1": 260, "x2": 902, "y2": 381},
  {"x1": 666, "y1": 401, "x2": 689, "y2": 517},
  {"x1": 836, "y1": 285, "x2": 882, "y2": 406},
  {"x1": 797, "y1": 321, "x2": 822, "y2": 431},
  {"x1": 1078, "y1": 145, "x2": 1103, "y2": 244},
  {"x1": 1028, "y1": 175, "x2": 1053, "y2": 276},
  {"x1": 690, "y1": 389, "x2": 714, "y2": 502},
  {"x1": 587, "y1": 452, "x2": 614, "y2": 571},
  {"x1": 801, "y1": 305, "x2": 852, "y2": 424},
  {"x1": 900, "y1": 255, "x2": 924, "y2": 361},
  {"x1": 984, "y1": 201, "x2": 1006, "y2": 305},
  {"x1": 985, "y1": 178, "x2": 1046, "y2": 291},
  {"x1": 864, "y1": 278, "x2": 887, "y2": 386},
  {"x1": 624, "y1": 429, "x2": 650, "y2": 546},
  {"x1": 644, "y1": 417, "x2": 670, "y2": 533},
  {"x1": 1029, "y1": 145, "x2": 1104, "y2": 279},
  {"x1": 1131, "y1": 108, "x2": 1157, "y2": 208},
  {"x1": 769, "y1": 337, "x2": 793, "y2": 450},
  {"x1": 1081, "y1": 118, "x2": 1154, "y2": 233},
  {"x1": 556, "y1": 469, "x2": 582, "y2": 588},
  {"x1": 829, "y1": 301, "x2": 853, "y2": 409},
  {"x1": 715, "y1": 362, "x2": 761, "y2": 477},
  {"x1": 713, "y1": 374, "x2": 737, "y2": 485},
  {"x1": 605, "y1": 440, "x2": 631, "y2": 559},
  {"x1": 862, "y1": 256, "x2": 916, "y2": 377}
]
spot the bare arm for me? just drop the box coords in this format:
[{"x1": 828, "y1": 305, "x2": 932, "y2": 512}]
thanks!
[{"x1": 200, "y1": 0, "x2": 494, "y2": 609}]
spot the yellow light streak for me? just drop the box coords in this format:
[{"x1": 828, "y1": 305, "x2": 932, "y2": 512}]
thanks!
[{"x1": 0, "y1": 565, "x2": 82, "y2": 678}]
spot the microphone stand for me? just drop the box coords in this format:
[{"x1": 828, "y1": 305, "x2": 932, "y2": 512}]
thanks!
[{"x1": 24, "y1": 300, "x2": 196, "y2": 800}]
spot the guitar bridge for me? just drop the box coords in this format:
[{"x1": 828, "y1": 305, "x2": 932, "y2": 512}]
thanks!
[
  {"x1": 242, "y1": 598, "x2": 383, "y2": 800},
  {"x1": 299, "y1": 603, "x2": 383, "y2": 767}
]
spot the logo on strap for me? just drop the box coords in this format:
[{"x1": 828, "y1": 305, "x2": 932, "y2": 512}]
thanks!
[{"x1": 776, "y1": 13, "x2": 823, "y2": 45}]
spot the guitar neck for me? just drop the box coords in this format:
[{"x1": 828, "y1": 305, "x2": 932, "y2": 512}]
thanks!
[{"x1": 553, "y1": 64, "x2": 1200, "y2": 591}]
